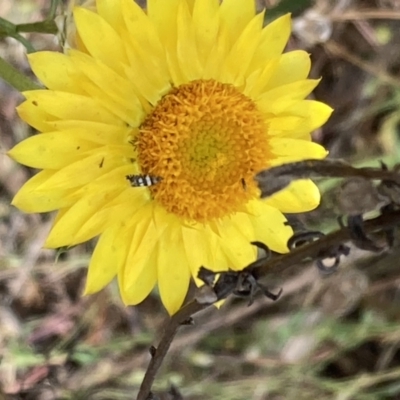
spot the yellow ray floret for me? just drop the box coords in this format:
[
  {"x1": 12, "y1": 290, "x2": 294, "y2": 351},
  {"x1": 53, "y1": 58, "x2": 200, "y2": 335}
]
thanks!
[{"x1": 9, "y1": 0, "x2": 332, "y2": 315}]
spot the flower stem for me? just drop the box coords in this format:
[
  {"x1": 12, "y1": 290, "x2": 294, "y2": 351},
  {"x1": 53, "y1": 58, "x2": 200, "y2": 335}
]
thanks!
[
  {"x1": 0, "y1": 0, "x2": 61, "y2": 92},
  {"x1": 0, "y1": 56, "x2": 42, "y2": 91},
  {"x1": 0, "y1": 16, "x2": 59, "y2": 53},
  {"x1": 15, "y1": 20, "x2": 59, "y2": 35},
  {"x1": 0, "y1": 0, "x2": 60, "y2": 52},
  {"x1": 136, "y1": 301, "x2": 207, "y2": 400}
]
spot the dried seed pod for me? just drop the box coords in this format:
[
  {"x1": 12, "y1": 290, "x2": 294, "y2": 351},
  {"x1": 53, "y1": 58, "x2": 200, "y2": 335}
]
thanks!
[
  {"x1": 378, "y1": 163, "x2": 400, "y2": 205},
  {"x1": 197, "y1": 242, "x2": 281, "y2": 305},
  {"x1": 335, "y1": 177, "x2": 387, "y2": 216}
]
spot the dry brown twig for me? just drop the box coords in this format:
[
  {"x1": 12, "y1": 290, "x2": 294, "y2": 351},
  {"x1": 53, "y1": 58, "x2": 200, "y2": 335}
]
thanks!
[
  {"x1": 325, "y1": 40, "x2": 400, "y2": 89},
  {"x1": 331, "y1": 9, "x2": 400, "y2": 22}
]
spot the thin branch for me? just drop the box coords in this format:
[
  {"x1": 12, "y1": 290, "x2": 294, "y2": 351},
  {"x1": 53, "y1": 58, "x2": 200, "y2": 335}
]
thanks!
[
  {"x1": 0, "y1": 2, "x2": 59, "y2": 52},
  {"x1": 331, "y1": 9, "x2": 400, "y2": 22},
  {"x1": 325, "y1": 40, "x2": 400, "y2": 89},
  {"x1": 46, "y1": 0, "x2": 62, "y2": 21},
  {"x1": 136, "y1": 301, "x2": 208, "y2": 400},
  {"x1": 257, "y1": 209, "x2": 400, "y2": 279},
  {"x1": 0, "y1": 56, "x2": 42, "y2": 91},
  {"x1": 0, "y1": 16, "x2": 36, "y2": 53},
  {"x1": 255, "y1": 159, "x2": 400, "y2": 198},
  {"x1": 136, "y1": 207, "x2": 400, "y2": 399}
]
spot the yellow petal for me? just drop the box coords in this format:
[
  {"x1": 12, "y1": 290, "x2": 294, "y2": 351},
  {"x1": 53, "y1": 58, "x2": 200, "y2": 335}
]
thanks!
[
  {"x1": 246, "y1": 200, "x2": 292, "y2": 253},
  {"x1": 27, "y1": 52, "x2": 85, "y2": 93},
  {"x1": 256, "y1": 79, "x2": 321, "y2": 114},
  {"x1": 64, "y1": 162, "x2": 136, "y2": 201},
  {"x1": 147, "y1": 0, "x2": 180, "y2": 42},
  {"x1": 176, "y1": 0, "x2": 203, "y2": 81},
  {"x1": 35, "y1": 150, "x2": 126, "y2": 190},
  {"x1": 244, "y1": 57, "x2": 279, "y2": 99},
  {"x1": 11, "y1": 170, "x2": 76, "y2": 212},
  {"x1": 230, "y1": 212, "x2": 256, "y2": 243},
  {"x1": 249, "y1": 13, "x2": 291, "y2": 71},
  {"x1": 147, "y1": 0, "x2": 186, "y2": 85},
  {"x1": 214, "y1": 217, "x2": 256, "y2": 270},
  {"x1": 45, "y1": 185, "x2": 123, "y2": 247},
  {"x1": 264, "y1": 179, "x2": 321, "y2": 213},
  {"x1": 202, "y1": 23, "x2": 230, "y2": 81},
  {"x1": 8, "y1": 131, "x2": 98, "y2": 169},
  {"x1": 268, "y1": 115, "x2": 310, "y2": 135},
  {"x1": 47, "y1": 121, "x2": 133, "y2": 145},
  {"x1": 222, "y1": 11, "x2": 264, "y2": 85},
  {"x1": 219, "y1": 0, "x2": 255, "y2": 46},
  {"x1": 280, "y1": 100, "x2": 333, "y2": 137},
  {"x1": 120, "y1": 0, "x2": 171, "y2": 100},
  {"x1": 22, "y1": 90, "x2": 123, "y2": 126},
  {"x1": 122, "y1": 204, "x2": 167, "y2": 291},
  {"x1": 67, "y1": 51, "x2": 144, "y2": 126},
  {"x1": 96, "y1": 0, "x2": 125, "y2": 33},
  {"x1": 157, "y1": 217, "x2": 191, "y2": 315},
  {"x1": 268, "y1": 138, "x2": 328, "y2": 165},
  {"x1": 116, "y1": 206, "x2": 160, "y2": 307},
  {"x1": 186, "y1": 0, "x2": 195, "y2": 13},
  {"x1": 118, "y1": 251, "x2": 157, "y2": 305},
  {"x1": 264, "y1": 50, "x2": 311, "y2": 90},
  {"x1": 84, "y1": 224, "x2": 123, "y2": 295},
  {"x1": 73, "y1": 7, "x2": 128, "y2": 74},
  {"x1": 17, "y1": 101, "x2": 58, "y2": 132},
  {"x1": 181, "y1": 224, "x2": 221, "y2": 284},
  {"x1": 192, "y1": 0, "x2": 220, "y2": 67},
  {"x1": 75, "y1": 187, "x2": 149, "y2": 244}
]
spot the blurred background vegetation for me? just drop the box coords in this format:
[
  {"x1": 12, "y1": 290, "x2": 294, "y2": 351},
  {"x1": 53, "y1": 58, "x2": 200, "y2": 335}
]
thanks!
[{"x1": 2, "y1": 0, "x2": 400, "y2": 399}]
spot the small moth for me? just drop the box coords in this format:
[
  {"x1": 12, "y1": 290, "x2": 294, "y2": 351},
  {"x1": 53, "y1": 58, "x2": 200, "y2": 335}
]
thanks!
[{"x1": 126, "y1": 174, "x2": 162, "y2": 187}]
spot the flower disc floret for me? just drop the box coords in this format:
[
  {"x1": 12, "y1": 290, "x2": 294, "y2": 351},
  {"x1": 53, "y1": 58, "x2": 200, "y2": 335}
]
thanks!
[{"x1": 138, "y1": 79, "x2": 269, "y2": 222}]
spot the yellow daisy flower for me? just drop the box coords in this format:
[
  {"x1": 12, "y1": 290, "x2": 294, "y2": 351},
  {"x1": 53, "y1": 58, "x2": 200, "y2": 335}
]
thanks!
[{"x1": 8, "y1": 0, "x2": 332, "y2": 315}]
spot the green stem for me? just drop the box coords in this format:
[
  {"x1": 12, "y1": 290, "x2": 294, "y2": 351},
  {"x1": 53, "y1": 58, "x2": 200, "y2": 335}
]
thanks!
[
  {"x1": 0, "y1": 16, "x2": 35, "y2": 52},
  {"x1": 47, "y1": 0, "x2": 62, "y2": 21},
  {"x1": 0, "y1": 57, "x2": 42, "y2": 91},
  {"x1": 16, "y1": 20, "x2": 58, "y2": 35},
  {"x1": 0, "y1": 0, "x2": 61, "y2": 91},
  {"x1": 0, "y1": 16, "x2": 16, "y2": 35},
  {"x1": 0, "y1": 0, "x2": 60, "y2": 35},
  {"x1": 9, "y1": 32, "x2": 36, "y2": 53},
  {"x1": 0, "y1": 17, "x2": 58, "y2": 53}
]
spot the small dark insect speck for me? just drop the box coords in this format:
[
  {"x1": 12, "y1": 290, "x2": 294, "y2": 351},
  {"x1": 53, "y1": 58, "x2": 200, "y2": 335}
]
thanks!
[
  {"x1": 149, "y1": 345, "x2": 157, "y2": 357},
  {"x1": 32, "y1": 101, "x2": 38, "y2": 106},
  {"x1": 126, "y1": 174, "x2": 162, "y2": 187},
  {"x1": 180, "y1": 317, "x2": 194, "y2": 326},
  {"x1": 99, "y1": 157, "x2": 105, "y2": 168}
]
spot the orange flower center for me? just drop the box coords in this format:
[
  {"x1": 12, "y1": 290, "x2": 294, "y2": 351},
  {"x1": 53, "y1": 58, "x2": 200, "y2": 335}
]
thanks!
[{"x1": 137, "y1": 79, "x2": 270, "y2": 222}]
